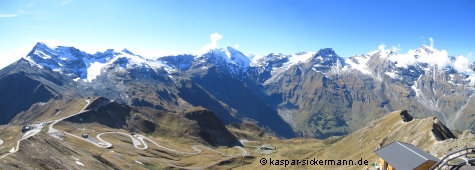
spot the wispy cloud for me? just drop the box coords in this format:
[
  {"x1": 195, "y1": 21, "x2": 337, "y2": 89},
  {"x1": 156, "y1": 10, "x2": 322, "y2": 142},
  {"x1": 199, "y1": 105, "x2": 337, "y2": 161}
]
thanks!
[
  {"x1": 59, "y1": 0, "x2": 74, "y2": 6},
  {"x1": 234, "y1": 44, "x2": 239, "y2": 49},
  {"x1": 195, "y1": 32, "x2": 223, "y2": 55},
  {"x1": 27, "y1": 2, "x2": 34, "y2": 7},
  {"x1": 0, "y1": 14, "x2": 17, "y2": 18},
  {"x1": 378, "y1": 43, "x2": 385, "y2": 51},
  {"x1": 0, "y1": 45, "x2": 33, "y2": 70}
]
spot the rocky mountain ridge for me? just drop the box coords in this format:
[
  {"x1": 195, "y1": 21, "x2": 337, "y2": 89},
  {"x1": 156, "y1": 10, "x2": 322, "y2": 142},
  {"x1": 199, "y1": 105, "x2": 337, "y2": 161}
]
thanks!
[{"x1": 2, "y1": 42, "x2": 475, "y2": 138}]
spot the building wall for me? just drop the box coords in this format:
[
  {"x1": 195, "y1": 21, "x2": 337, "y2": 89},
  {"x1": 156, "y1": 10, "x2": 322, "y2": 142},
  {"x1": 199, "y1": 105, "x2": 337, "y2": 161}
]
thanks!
[
  {"x1": 380, "y1": 158, "x2": 388, "y2": 170},
  {"x1": 415, "y1": 161, "x2": 437, "y2": 170}
]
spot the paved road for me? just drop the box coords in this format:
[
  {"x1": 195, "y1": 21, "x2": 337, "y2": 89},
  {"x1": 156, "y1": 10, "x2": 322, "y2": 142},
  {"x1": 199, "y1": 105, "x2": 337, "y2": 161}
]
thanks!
[
  {"x1": 92, "y1": 133, "x2": 244, "y2": 157},
  {"x1": 239, "y1": 139, "x2": 260, "y2": 148},
  {"x1": 0, "y1": 141, "x2": 20, "y2": 159},
  {"x1": 48, "y1": 99, "x2": 90, "y2": 134},
  {"x1": 235, "y1": 146, "x2": 249, "y2": 156},
  {"x1": 0, "y1": 120, "x2": 51, "y2": 160},
  {"x1": 1, "y1": 97, "x2": 252, "y2": 169},
  {"x1": 96, "y1": 132, "x2": 147, "y2": 150},
  {"x1": 45, "y1": 98, "x2": 248, "y2": 158},
  {"x1": 0, "y1": 99, "x2": 92, "y2": 160},
  {"x1": 0, "y1": 122, "x2": 47, "y2": 160},
  {"x1": 64, "y1": 132, "x2": 112, "y2": 148}
]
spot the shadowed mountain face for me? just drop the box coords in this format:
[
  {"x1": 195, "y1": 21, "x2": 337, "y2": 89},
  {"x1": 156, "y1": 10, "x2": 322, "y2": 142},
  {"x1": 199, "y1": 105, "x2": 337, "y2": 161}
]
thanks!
[
  {"x1": 0, "y1": 59, "x2": 85, "y2": 124},
  {"x1": 2, "y1": 43, "x2": 475, "y2": 138}
]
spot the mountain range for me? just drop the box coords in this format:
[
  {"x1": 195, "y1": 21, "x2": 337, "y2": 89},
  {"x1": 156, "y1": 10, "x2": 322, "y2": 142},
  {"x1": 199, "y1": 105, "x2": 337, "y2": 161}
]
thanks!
[{"x1": 2, "y1": 42, "x2": 475, "y2": 139}]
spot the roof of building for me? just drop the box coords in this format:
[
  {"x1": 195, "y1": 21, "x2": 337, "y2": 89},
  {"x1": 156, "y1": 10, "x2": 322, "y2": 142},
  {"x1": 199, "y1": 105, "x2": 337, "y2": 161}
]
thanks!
[{"x1": 375, "y1": 141, "x2": 439, "y2": 169}]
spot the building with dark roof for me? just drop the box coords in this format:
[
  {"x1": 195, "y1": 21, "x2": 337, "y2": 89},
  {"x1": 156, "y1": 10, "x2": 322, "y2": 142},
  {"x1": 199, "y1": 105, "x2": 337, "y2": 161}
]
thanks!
[
  {"x1": 22, "y1": 126, "x2": 31, "y2": 133},
  {"x1": 375, "y1": 141, "x2": 439, "y2": 170}
]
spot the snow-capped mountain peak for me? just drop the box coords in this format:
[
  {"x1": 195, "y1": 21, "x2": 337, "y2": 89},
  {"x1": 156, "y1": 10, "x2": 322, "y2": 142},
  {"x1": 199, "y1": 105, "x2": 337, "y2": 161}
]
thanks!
[{"x1": 121, "y1": 48, "x2": 135, "y2": 55}]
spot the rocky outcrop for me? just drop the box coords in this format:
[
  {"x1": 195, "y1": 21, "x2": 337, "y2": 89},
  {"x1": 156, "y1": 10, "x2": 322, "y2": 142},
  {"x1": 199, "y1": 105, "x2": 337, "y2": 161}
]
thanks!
[
  {"x1": 183, "y1": 108, "x2": 240, "y2": 146},
  {"x1": 400, "y1": 110, "x2": 414, "y2": 122},
  {"x1": 84, "y1": 96, "x2": 111, "y2": 110},
  {"x1": 431, "y1": 117, "x2": 457, "y2": 141}
]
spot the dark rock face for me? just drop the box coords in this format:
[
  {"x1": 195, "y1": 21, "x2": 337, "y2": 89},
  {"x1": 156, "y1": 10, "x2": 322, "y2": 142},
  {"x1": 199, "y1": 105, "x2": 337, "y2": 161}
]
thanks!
[
  {"x1": 431, "y1": 117, "x2": 457, "y2": 141},
  {"x1": 84, "y1": 96, "x2": 111, "y2": 110},
  {"x1": 400, "y1": 110, "x2": 414, "y2": 122},
  {"x1": 188, "y1": 67, "x2": 295, "y2": 138},
  {"x1": 0, "y1": 59, "x2": 84, "y2": 124},
  {"x1": 183, "y1": 109, "x2": 241, "y2": 147}
]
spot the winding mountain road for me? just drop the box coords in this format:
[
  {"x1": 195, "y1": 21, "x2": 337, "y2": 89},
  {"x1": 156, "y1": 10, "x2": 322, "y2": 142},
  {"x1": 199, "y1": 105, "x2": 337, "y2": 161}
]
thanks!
[
  {"x1": 46, "y1": 98, "x2": 248, "y2": 158},
  {"x1": 48, "y1": 99, "x2": 91, "y2": 134},
  {"x1": 3, "y1": 98, "x2": 250, "y2": 168},
  {"x1": 0, "y1": 122, "x2": 46, "y2": 160}
]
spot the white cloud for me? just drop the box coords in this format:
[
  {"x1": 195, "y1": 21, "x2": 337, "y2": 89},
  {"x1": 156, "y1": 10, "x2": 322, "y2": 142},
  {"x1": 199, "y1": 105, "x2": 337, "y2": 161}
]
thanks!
[
  {"x1": 210, "y1": 33, "x2": 223, "y2": 46},
  {"x1": 27, "y1": 2, "x2": 34, "y2": 6},
  {"x1": 388, "y1": 49, "x2": 417, "y2": 68},
  {"x1": 0, "y1": 14, "x2": 17, "y2": 18},
  {"x1": 378, "y1": 43, "x2": 386, "y2": 51},
  {"x1": 388, "y1": 48, "x2": 452, "y2": 69},
  {"x1": 418, "y1": 49, "x2": 451, "y2": 67},
  {"x1": 453, "y1": 55, "x2": 472, "y2": 73},
  {"x1": 195, "y1": 32, "x2": 223, "y2": 55},
  {"x1": 391, "y1": 45, "x2": 401, "y2": 52},
  {"x1": 468, "y1": 52, "x2": 473, "y2": 59},
  {"x1": 0, "y1": 45, "x2": 33, "y2": 69},
  {"x1": 429, "y1": 37, "x2": 434, "y2": 48},
  {"x1": 234, "y1": 44, "x2": 239, "y2": 48},
  {"x1": 386, "y1": 38, "x2": 472, "y2": 73}
]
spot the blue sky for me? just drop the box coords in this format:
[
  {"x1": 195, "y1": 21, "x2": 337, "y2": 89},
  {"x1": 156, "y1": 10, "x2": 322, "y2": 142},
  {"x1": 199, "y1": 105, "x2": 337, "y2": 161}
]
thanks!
[{"x1": 0, "y1": 0, "x2": 474, "y2": 69}]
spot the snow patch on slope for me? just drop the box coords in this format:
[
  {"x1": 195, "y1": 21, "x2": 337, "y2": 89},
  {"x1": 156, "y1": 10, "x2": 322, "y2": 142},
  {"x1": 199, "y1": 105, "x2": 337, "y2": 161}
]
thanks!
[
  {"x1": 85, "y1": 62, "x2": 106, "y2": 82},
  {"x1": 76, "y1": 161, "x2": 84, "y2": 166},
  {"x1": 288, "y1": 52, "x2": 316, "y2": 65},
  {"x1": 271, "y1": 53, "x2": 315, "y2": 74},
  {"x1": 385, "y1": 72, "x2": 398, "y2": 79},
  {"x1": 345, "y1": 55, "x2": 371, "y2": 75}
]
